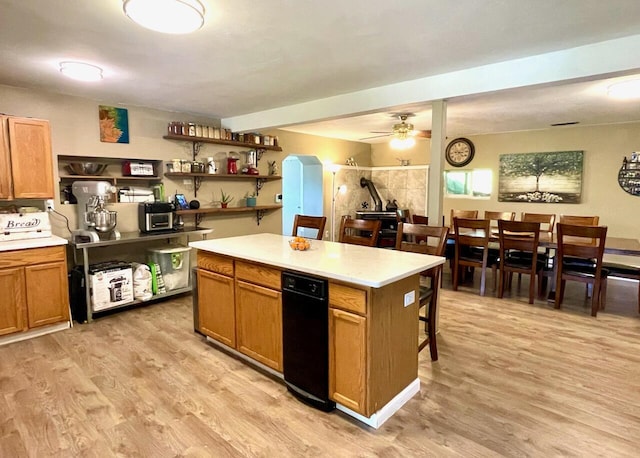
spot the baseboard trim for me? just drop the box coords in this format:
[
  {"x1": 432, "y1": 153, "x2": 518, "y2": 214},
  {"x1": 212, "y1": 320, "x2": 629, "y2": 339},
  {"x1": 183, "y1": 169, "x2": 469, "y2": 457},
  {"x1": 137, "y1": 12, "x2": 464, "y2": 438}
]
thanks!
[
  {"x1": 336, "y1": 378, "x2": 421, "y2": 429},
  {"x1": 0, "y1": 321, "x2": 71, "y2": 347}
]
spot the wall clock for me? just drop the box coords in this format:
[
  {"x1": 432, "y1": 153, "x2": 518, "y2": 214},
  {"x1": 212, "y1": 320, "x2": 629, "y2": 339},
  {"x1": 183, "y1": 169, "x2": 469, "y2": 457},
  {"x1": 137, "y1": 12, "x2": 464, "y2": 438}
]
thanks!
[{"x1": 445, "y1": 138, "x2": 475, "y2": 167}]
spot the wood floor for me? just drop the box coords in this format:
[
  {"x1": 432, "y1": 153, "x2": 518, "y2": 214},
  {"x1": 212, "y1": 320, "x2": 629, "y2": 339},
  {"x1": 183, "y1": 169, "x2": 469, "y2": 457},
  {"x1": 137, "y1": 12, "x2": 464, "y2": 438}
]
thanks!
[{"x1": 1, "y1": 275, "x2": 639, "y2": 457}]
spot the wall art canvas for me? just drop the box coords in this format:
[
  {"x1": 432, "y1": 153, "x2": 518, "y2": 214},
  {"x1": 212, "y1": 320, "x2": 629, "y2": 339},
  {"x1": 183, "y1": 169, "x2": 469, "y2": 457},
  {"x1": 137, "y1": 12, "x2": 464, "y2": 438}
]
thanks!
[
  {"x1": 498, "y1": 150, "x2": 583, "y2": 203},
  {"x1": 99, "y1": 105, "x2": 129, "y2": 143}
]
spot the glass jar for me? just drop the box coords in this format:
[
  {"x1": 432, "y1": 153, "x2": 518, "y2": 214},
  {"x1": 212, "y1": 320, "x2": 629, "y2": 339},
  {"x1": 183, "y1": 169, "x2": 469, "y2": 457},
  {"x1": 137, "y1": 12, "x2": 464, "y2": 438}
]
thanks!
[
  {"x1": 195, "y1": 124, "x2": 203, "y2": 137},
  {"x1": 187, "y1": 123, "x2": 196, "y2": 136}
]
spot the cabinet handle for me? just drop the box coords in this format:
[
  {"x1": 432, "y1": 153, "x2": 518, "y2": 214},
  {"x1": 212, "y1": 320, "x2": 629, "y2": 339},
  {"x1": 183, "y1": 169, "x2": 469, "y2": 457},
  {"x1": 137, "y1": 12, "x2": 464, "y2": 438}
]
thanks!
[{"x1": 331, "y1": 308, "x2": 362, "y2": 323}]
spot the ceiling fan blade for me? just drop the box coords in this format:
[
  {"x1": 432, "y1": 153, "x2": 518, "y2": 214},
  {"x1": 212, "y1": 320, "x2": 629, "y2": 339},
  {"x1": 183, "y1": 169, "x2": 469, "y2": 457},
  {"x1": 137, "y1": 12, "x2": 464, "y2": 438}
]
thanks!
[
  {"x1": 369, "y1": 131, "x2": 393, "y2": 134},
  {"x1": 359, "y1": 133, "x2": 392, "y2": 140},
  {"x1": 414, "y1": 130, "x2": 431, "y2": 138}
]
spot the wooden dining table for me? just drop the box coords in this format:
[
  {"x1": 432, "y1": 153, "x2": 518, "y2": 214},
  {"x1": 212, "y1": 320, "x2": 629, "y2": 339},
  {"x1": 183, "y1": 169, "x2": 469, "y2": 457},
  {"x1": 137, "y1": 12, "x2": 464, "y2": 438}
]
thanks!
[{"x1": 451, "y1": 228, "x2": 640, "y2": 256}]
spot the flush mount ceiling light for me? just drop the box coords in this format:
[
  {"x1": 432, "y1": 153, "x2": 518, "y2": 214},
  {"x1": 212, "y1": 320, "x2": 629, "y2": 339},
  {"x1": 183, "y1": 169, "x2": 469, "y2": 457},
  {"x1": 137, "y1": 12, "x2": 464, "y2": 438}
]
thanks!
[
  {"x1": 59, "y1": 61, "x2": 103, "y2": 82},
  {"x1": 123, "y1": 0, "x2": 205, "y2": 34},
  {"x1": 607, "y1": 79, "x2": 640, "y2": 100}
]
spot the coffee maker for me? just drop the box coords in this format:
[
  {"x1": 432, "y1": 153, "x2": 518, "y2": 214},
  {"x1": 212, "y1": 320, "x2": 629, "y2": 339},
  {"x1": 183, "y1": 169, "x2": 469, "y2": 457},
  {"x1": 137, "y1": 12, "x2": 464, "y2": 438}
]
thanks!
[{"x1": 71, "y1": 181, "x2": 121, "y2": 243}]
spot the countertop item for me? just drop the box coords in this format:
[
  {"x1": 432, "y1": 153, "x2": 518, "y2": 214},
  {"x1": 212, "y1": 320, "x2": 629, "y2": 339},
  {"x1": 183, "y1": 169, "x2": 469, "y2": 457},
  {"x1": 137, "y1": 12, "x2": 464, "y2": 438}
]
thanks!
[
  {"x1": 189, "y1": 233, "x2": 444, "y2": 288},
  {"x1": 0, "y1": 235, "x2": 68, "y2": 252}
]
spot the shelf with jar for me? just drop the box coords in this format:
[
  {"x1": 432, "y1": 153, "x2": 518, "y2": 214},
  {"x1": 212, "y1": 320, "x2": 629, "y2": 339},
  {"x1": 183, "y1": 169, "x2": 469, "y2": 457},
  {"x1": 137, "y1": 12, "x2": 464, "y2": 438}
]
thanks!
[
  {"x1": 163, "y1": 172, "x2": 281, "y2": 197},
  {"x1": 176, "y1": 204, "x2": 282, "y2": 226}
]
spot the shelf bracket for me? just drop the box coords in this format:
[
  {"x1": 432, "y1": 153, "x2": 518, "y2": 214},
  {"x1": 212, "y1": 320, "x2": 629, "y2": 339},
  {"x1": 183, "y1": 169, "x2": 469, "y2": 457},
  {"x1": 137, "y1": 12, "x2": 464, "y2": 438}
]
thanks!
[
  {"x1": 191, "y1": 141, "x2": 202, "y2": 160},
  {"x1": 194, "y1": 213, "x2": 203, "y2": 227},
  {"x1": 193, "y1": 176, "x2": 202, "y2": 197},
  {"x1": 255, "y1": 178, "x2": 267, "y2": 196},
  {"x1": 256, "y1": 209, "x2": 266, "y2": 226},
  {"x1": 256, "y1": 148, "x2": 265, "y2": 165}
]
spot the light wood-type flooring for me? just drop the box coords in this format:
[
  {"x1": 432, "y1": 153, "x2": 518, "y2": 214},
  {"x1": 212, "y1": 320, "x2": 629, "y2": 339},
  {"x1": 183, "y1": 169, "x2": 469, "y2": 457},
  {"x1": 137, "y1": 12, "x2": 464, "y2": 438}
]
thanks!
[{"x1": 1, "y1": 273, "x2": 639, "y2": 457}]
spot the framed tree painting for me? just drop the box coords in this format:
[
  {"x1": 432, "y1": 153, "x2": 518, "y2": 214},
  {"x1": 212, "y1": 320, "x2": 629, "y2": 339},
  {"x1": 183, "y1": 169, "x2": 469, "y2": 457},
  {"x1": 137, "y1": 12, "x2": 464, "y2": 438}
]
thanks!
[
  {"x1": 99, "y1": 105, "x2": 129, "y2": 143},
  {"x1": 498, "y1": 151, "x2": 583, "y2": 203}
]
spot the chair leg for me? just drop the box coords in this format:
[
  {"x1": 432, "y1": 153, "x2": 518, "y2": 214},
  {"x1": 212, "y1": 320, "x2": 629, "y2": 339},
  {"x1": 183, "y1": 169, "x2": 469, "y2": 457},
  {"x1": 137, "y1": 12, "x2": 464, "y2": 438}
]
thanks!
[
  {"x1": 492, "y1": 265, "x2": 498, "y2": 292},
  {"x1": 452, "y1": 259, "x2": 460, "y2": 291},
  {"x1": 599, "y1": 277, "x2": 607, "y2": 311},
  {"x1": 479, "y1": 266, "x2": 486, "y2": 296},
  {"x1": 528, "y1": 271, "x2": 535, "y2": 305},
  {"x1": 427, "y1": 298, "x2": 438, "y2": 361},
  {"x1": 498, "y1": 267, "x2": 505, "y2": 298},
  {"x1": 591, "y1": 281, "x2": 600, "y2": 317},
  {"x1": 555, "y1": 279, "x2": 565, "y2": 309}
]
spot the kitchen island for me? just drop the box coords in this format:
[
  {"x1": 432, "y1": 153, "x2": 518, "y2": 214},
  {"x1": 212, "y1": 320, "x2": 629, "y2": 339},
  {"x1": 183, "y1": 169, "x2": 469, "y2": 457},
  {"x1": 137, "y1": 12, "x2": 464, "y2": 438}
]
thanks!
[{"x1": 190, "y1": 233, "x2": 444, "y2": 428}]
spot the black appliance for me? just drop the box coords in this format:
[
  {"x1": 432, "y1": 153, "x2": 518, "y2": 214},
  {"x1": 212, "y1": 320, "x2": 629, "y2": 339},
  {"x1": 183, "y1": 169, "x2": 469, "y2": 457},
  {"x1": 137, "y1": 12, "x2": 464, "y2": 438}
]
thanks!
[
  {"x1": 138, "y1": 202, "x2": 175, "y2": 232},
  {"x1": 282, "y1": 271, "x2": 335, "y2": 412},
  {"x1": 355, "y1": 210, "x2": 398, "y2": 247}
]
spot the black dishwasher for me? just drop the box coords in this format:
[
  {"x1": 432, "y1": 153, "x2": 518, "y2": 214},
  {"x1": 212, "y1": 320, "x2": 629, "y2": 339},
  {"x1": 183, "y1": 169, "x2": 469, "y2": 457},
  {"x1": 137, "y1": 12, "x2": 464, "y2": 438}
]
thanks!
[{"x1": 282, "y1": 271, "x2": 335, "y2": 412}]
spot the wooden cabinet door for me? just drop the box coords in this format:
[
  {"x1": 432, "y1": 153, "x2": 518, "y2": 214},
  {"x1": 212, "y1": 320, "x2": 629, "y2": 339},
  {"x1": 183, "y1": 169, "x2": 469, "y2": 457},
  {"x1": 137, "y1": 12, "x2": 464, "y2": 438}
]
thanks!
[
  {"x1": 236, "y1": 280, "x2": 282, "y2": 371},
  {"x1": 0, "y1": 267, "x2": 26, "y2": 336},
  {"x1": 24, "y1": 261, "x2": 69, "y2": 328},
  {"x1": 7, "y1": 117, "x2": 54, "y2": 199},
  {"x1": 197, "y1": 269, "x2": 236, "y2": 347},
  {"x1": 0, "y1": 117, "x2": 12, "y2": 199},
  {"x1": 329, "y1": 307, "x2": 367, "y2": 415}
]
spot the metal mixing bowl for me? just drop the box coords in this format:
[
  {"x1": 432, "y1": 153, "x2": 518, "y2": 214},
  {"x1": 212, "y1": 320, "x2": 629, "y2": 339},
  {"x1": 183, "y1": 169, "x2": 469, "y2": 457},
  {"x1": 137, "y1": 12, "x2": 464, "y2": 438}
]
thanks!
[{"x1": 65, "y1": 162, "x2": 108, "y2": 175}]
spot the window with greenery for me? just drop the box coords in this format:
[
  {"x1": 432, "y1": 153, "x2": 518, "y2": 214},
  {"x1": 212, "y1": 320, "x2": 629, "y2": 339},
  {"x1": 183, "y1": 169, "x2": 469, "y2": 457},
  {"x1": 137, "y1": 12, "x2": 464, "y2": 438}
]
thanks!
[{"x1": 444, "y1": 169, "x2": 492, "y2": 197}]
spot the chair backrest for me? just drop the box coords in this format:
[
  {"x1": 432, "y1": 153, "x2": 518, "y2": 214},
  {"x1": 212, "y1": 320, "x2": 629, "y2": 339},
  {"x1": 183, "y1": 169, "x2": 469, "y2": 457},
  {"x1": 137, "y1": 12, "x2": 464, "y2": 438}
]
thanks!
[
  {"x1": 396, "y1": 208, "x2": 411, "y2": 223},
  {"x1": 559, "y1": 215, "x2": 599, "y2": 226},
  {"x1": 411, "y1": 214, "x2": 429, "y2": 225},
  {"x1": 484, "y1": 211, "x2": 516, "y2": 223},
  {"x1": 557, "y1": 223, "x2": 607, "y2": 265},
  {"x1": 338, "y1": 216, "x2": 381, "y2": 247},
  {"x1": 521, "y1": 212, "x2": 556, "y2": 233},
  {"x1": 453, "y1": 217, "x2": 491, "y2": 249},
  {"x1": 395, "y1": 223, "x2": 449, "y2": 256},
  {"x1": 498, "y1": 220, "x2": 541, "y2": 255},
  {"x1": 450, "y1": 209, "x2": 478, "y2": 226},
  {"x1": 292, "y1": 214, "x2": 327, "y2": 240}
]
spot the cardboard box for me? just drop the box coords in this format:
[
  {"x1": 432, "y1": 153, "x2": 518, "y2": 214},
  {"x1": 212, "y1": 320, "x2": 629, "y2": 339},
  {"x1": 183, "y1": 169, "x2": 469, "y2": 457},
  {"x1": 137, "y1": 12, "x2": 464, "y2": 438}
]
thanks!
[{"x1": 89, "y1": 262, "x2": 134, "y2": 312}]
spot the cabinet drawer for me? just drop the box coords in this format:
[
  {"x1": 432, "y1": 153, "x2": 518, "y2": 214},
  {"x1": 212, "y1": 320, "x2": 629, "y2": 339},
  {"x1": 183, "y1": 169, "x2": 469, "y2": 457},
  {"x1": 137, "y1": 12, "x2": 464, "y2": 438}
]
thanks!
[
  {"x1": 0, "y1": 246, "x2": 65, "y2": 269},
  {"x1": 236, "y1": 261, "x2": 281, "y2": 290},
  {"x1": 197, "y1": 252, "x2": 234, "y2": 276},
  {"x1": 329, "y1": 283, "x2": 367, "y2": 315}
]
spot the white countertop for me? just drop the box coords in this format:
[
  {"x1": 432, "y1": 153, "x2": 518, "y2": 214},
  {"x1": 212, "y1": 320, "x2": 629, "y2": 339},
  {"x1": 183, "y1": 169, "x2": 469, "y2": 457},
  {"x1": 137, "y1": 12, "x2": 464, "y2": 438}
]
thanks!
[
  {"x1": 0, "y1": 235, "x2": 68, "y2": 252},
  {"x1": 190, "y1": 233, "x2": 444, "y2": 288}
]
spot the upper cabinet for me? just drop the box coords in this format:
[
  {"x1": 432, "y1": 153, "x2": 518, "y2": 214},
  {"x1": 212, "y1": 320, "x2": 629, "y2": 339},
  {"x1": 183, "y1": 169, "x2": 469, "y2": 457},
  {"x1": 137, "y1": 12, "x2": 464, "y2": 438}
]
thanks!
[{"x1": 0, "y1": 116, "x2": 54, "y2": 200}]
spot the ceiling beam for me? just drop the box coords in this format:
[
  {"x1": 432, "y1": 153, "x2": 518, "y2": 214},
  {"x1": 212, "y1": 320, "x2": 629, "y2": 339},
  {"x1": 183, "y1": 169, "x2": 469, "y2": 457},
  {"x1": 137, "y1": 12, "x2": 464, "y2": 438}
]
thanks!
[{"x1": 223, "y1": 34, "x2": 640, "y2": 132}]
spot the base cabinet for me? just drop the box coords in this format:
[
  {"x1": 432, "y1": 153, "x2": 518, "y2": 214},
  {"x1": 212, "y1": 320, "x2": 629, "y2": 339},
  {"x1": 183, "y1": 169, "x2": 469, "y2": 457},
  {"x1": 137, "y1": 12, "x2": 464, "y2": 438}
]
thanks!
[
  {"x1": 0, "y1": 246, "x2": 70, "y2": 337},
  {"x1": 236, "y1": 280, "x2": 282, "y2": 371},
  {"x1": 197, "y1": 269, "x2": 236, "y2": 347},
  {"x1": 329, "y1": 307, "x2": 367, "y2": 413},
  {"x1": 0, "y1": 116, "x2": 54, "y2": 199},
  {"x1": 0, "y1": 267, "x2": 26, "y2": 336}
]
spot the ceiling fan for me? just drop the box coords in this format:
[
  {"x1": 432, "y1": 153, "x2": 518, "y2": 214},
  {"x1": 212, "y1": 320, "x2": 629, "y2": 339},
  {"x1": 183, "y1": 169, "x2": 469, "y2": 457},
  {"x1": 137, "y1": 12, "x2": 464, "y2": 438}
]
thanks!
[{"x1": 359, "y1": 113, "x2": 431, "y2": 141}]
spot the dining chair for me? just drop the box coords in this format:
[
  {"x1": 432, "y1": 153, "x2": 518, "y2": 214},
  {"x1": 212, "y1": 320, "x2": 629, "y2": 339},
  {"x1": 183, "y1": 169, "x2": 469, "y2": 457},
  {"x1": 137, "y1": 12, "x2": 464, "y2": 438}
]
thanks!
[
  {"x1": 446, "y1": 210, "x2": 479, "y2": 272},
  {"x1": 521, "y1": 212, "x2": 556, "y2": 292},
  {"x1": 484, "y1": 211, "x2": 516, "y2": 223},
  {"x1": 338, "y1": 216, "x2": 381, "y2": 247},
  {"x1": 292, "y1": 214, "x2": 327, "y2": 240},
  {"x1": 411, "y1": 214, "x2": 428, "y2": 225},
  {"x1": 521, "y1": 212, "x2": 556, "y2": 234},
  {"x1": 452, "y1": 217, "x2": 498, "y2": 296},
  {"x1": 395, "y1": 222, "x2": 449, "y2": 360},
  {"x1": 396, "y1": 208, "x2": 411, "y2": 223},
  {"x1": 555, "y1": 223, "x2": 608, "y2": 316},
  {"x1": 497, "y1": 220, "x2": 544, "y2": 304},
  {"x1": 559, "y1": 215, "x2": 599, "y2": 226}
]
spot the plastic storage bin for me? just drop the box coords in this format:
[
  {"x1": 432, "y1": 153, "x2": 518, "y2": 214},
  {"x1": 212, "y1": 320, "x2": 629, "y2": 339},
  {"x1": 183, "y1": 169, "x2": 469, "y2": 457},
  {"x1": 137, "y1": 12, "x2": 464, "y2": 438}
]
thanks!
[{"x1": 147, "y1": 246, "x2": 191, "y2": 291}]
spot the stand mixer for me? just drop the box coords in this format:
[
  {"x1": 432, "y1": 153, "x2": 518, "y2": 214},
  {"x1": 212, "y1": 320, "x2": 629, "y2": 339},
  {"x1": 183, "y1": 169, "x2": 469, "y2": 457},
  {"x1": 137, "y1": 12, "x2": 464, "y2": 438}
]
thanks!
[{"x1": 72, "y1": 181, "x2": 121, "y2": 243}]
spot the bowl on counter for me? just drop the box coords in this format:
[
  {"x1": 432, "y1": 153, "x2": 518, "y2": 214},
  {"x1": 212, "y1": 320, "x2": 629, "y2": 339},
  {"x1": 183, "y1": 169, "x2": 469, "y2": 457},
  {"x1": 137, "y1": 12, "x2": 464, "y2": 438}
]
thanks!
[
  {"x1": 65, "y1": 162, "x2": 109, "y2": 176},
  {"x1": 289, "y1": 237, "x2": 311, "y2": 251}
]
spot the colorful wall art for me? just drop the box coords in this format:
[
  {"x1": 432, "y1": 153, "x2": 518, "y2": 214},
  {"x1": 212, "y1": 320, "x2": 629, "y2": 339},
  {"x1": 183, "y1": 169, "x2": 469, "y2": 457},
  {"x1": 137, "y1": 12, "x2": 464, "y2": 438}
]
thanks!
[
  {"x1": 99, "y1": 105, "x2": 129, "y2": 143},
  {"x1": 498, "y1": 151, "x2": 583, "y2": 203}
]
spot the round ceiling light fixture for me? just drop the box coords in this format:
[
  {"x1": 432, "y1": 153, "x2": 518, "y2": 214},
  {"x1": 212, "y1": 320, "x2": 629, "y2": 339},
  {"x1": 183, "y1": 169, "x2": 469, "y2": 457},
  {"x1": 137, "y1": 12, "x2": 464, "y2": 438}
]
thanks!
[
  {"x1": 123, "y1": 0, "x2": 205, "y2": 34},
  {"x1": 607, "y1": 79, "x2": 640, "y2": 100},
  {"x1": 390, "y1": 136, "x2": 416, "y2": 150},
  {"x1": 59, "y1": 61, "x2": 103, "y2": 82}
]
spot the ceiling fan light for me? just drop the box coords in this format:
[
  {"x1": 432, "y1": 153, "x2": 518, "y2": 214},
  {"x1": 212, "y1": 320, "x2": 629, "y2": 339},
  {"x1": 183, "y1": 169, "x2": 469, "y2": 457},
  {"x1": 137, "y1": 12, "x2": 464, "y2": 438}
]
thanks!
[
  {"x1": 607, "y1": 79, "x2": 640, "y2": 99},
  {"x1": 59, "y1": 61, "x2": 103, "y2": 82},
  {"x1": 123, "y1": 0, "x2": 205, "y2": 34},
  {"x1": 390, "y1": 137, "x2": 415, "y2": 150}
]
